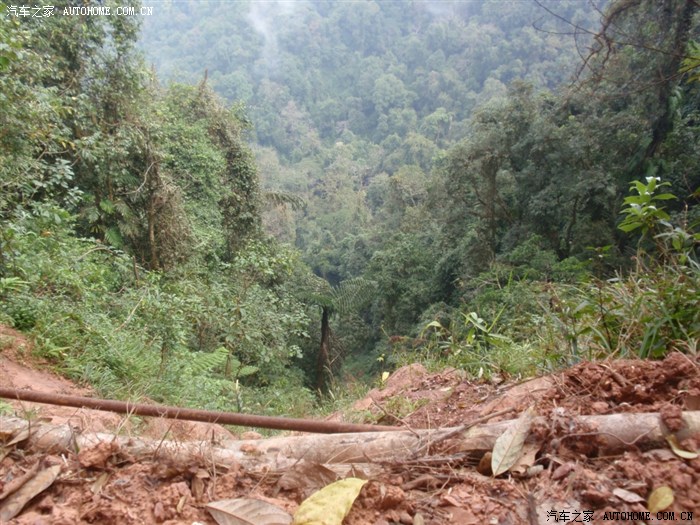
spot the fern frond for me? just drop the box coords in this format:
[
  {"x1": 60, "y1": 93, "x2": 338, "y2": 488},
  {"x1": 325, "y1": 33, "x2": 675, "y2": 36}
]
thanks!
[
  {"x1": 263, "y1": 190, "x2": 306, "y2": 211},
  {"x1": 189, "y1": 346, "x2": 229, "y2": 375},
  {"x1": 330, "y1": 277, "x2": 376, "y2": 314},
  {"x1": 104, "y1": 226, "x2": 124, "y2": 248}
]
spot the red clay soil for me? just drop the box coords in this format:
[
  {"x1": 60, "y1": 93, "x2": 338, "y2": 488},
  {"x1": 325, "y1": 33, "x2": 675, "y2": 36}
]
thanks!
[{"x1": 1, "y1": 325, "x2": 699, "y2": 524}]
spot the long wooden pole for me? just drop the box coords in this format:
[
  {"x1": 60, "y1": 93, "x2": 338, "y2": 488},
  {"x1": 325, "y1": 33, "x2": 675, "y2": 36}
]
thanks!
[{"x1": 0, "y1": 387, "x2": 397, "y2": 434}]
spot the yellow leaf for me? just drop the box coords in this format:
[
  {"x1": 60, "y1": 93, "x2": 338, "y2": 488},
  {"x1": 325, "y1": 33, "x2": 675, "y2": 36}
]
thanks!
[
  {"x1": 665, "y1": 435, "x2": 698, "y2": 459},
  {"x1": 648, "y1": 486, "x2": 674, "y2": 513},
  {"x1": 381, "y1": 372, "x2": 390, "y2": 383},
  {"x1": 292, "y1": 478, "x2": 367, "y2": 525}
]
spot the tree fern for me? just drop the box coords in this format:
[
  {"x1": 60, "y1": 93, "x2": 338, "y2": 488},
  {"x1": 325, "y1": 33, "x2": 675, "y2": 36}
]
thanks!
[{"x1": 330, "y1": 277, "x2": 376, "y2": 315}]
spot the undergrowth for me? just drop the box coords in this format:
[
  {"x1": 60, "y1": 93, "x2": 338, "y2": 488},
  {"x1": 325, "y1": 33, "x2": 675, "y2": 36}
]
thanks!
[
  {"x1": 388, "y1": 178, "x2": 699, "y2": 379},
  {"x1": 0, "y1": 210, "x2": 317, "y2": 416}
]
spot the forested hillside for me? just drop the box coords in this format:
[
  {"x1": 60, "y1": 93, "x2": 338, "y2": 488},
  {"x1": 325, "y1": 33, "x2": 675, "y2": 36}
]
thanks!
[
  {"x1": 141, "y1": 0, "x2": 699, "y2": 372},
  {"x1": 1, "y1": 0, "x2": 698, "y2": 420}
]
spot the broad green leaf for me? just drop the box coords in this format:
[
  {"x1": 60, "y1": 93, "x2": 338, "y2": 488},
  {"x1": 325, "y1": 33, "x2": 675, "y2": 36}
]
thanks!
[
  {"x1": 491, "y1": 407, "x2": 534, "y2": 476},
  {"x1": 292, "y1": 478, "x2": 367, "y2": 525},
  {"x1": 647, "y1": 486, "x2": 674, "y2": 513},
  {"x1": 618, "y1": 222, "x2": 641, "y2": 233}
]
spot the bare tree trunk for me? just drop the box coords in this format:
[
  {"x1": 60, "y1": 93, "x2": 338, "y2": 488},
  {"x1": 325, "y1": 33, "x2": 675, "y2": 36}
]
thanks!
[
  {"x1": 3, "y1": 411, "x2": 698, "y2": 473},
  {"x1": 316, "y1": 307, "x2": 331, "y2": 392}
]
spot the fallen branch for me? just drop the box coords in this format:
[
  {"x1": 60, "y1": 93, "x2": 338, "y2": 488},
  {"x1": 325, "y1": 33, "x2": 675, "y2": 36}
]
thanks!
[
  {"x1": 0, "y1": 387, "x2": 397, "y2": 434},
  {"x1": 2, "y1": 411, "x2": 698, "y2": 473}
]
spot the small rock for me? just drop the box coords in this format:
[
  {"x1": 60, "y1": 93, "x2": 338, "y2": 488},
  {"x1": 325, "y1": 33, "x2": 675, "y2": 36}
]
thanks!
[
  {"x1": 590, "y1": 401, "x2": 608, "y2": 413},
  {"x1": 581, "y1": 488, "x2": 611, "y2": 505},
  {"x1": 153, "y1": 501, "x2": 167, "y2": 522},
  {"x1": 551, "y1": 462, "x2": 575, "y2": 481},
  {"x1": 660, "y1": 403, "x2": 684, "y2": 432}
]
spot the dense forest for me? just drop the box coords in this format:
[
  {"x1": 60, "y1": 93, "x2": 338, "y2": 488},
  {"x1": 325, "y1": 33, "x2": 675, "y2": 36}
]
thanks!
[{"x1": 1, "y1": 0, "x2": 698, "y2": 418}]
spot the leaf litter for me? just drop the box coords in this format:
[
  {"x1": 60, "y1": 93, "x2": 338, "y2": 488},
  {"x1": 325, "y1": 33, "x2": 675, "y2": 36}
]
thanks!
[{"x1": 0, "y1": 326, "x2": 699, "y2": 524}]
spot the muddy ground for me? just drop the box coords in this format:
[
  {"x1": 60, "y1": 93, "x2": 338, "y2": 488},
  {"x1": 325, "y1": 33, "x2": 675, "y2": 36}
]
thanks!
[{"x1": 1, "y1": 325, "x2": 699, "y2": 524}]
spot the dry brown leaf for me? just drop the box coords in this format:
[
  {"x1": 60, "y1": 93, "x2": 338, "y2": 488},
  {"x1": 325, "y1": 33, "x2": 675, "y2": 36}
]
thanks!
[
  {"x1": 6, "y1": 428, "x2": 29, "y2": 447},
  {"x1": 0, "y1": 462, "x2": 40, "y2": 501},
  {"x1": 206, "y1": 498, "x2": 292, "y2": 525},
  {"x1": 613, "y1": 488, "x2": 644, "y2": 503},
  {"x1": 665, "y1": 435, "x2": 698, "y2": 459},
  {"x1": 277, "y1": 461, "x2": 338, "y2": 497},
  {"x1": 648, "y1": 486, "x2": 674, "y2": 513},
  {"x1": 491, "y1": 407, "x2": 534, "y2": 476},
  {"x1": 0, "y1": 464, "x2": 61, "y2": 521},
  {"x1": 510, "y1": 442, "x2": 540, "y2": 476},
  {"x1": 90, "y1": 472, "x2": 110, "y2": 494}
]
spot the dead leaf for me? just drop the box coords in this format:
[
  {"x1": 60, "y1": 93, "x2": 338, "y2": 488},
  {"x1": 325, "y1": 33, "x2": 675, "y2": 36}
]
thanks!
[
  {"x1": 0, "y1": 464, "x2": 61, "y2": 521},
  {"x1": 0, "y1": 462, "x2": 40, "y2": 501},
  {"x1": 510, "y1": 443, "x2": 540, "y2": 476},
  {"x1": 90, "y1": 472, "x2": 110, "y2": 495},
  {"x1": 206, "y1": 498, "x2": 292, "y2": 525},
  {"x1": 6, "y1": 428, "x2": 29, "y2": 447},
  {"x1": 277, "y1": 461, "x2": 338, "y2": 497},
  {"x1": 491, "y1": 407, "x2": 534, "y2": 476},
  {"x1": 648, "y1": 486, "x2": 674, "y2": 513},
  {"x1": 292, "y1": 478, "x2": 367, "y2": 525},
  {"x1": 613, "y1": 488, "x2": 644, "y2": 503},
  {"x1": 665, "y1": 435, "x2": 698, "y2": 459}
]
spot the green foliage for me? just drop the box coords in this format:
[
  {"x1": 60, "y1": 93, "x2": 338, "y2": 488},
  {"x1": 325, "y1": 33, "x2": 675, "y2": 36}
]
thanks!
[
  {"x1": 552, "y1": 182, "x2": 700, "y2": 359},
  {"x1": 680, "y1": 40, "x2": 700, "y2": 84},
  {"x1": 618, "y1": 177, "x2": 676, "y2": 236},
  {"x1": 1, "y1": 0, "x2": 699, "y2": 427}
]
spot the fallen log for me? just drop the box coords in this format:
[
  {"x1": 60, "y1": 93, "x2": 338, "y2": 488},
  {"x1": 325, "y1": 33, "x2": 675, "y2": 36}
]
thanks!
[
  {"x1": 2, "y1": 411, "x2": 698, "y2": 472},
  {"x1": 0, "y1": 387, "x2": 397, "y2": 434}
]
